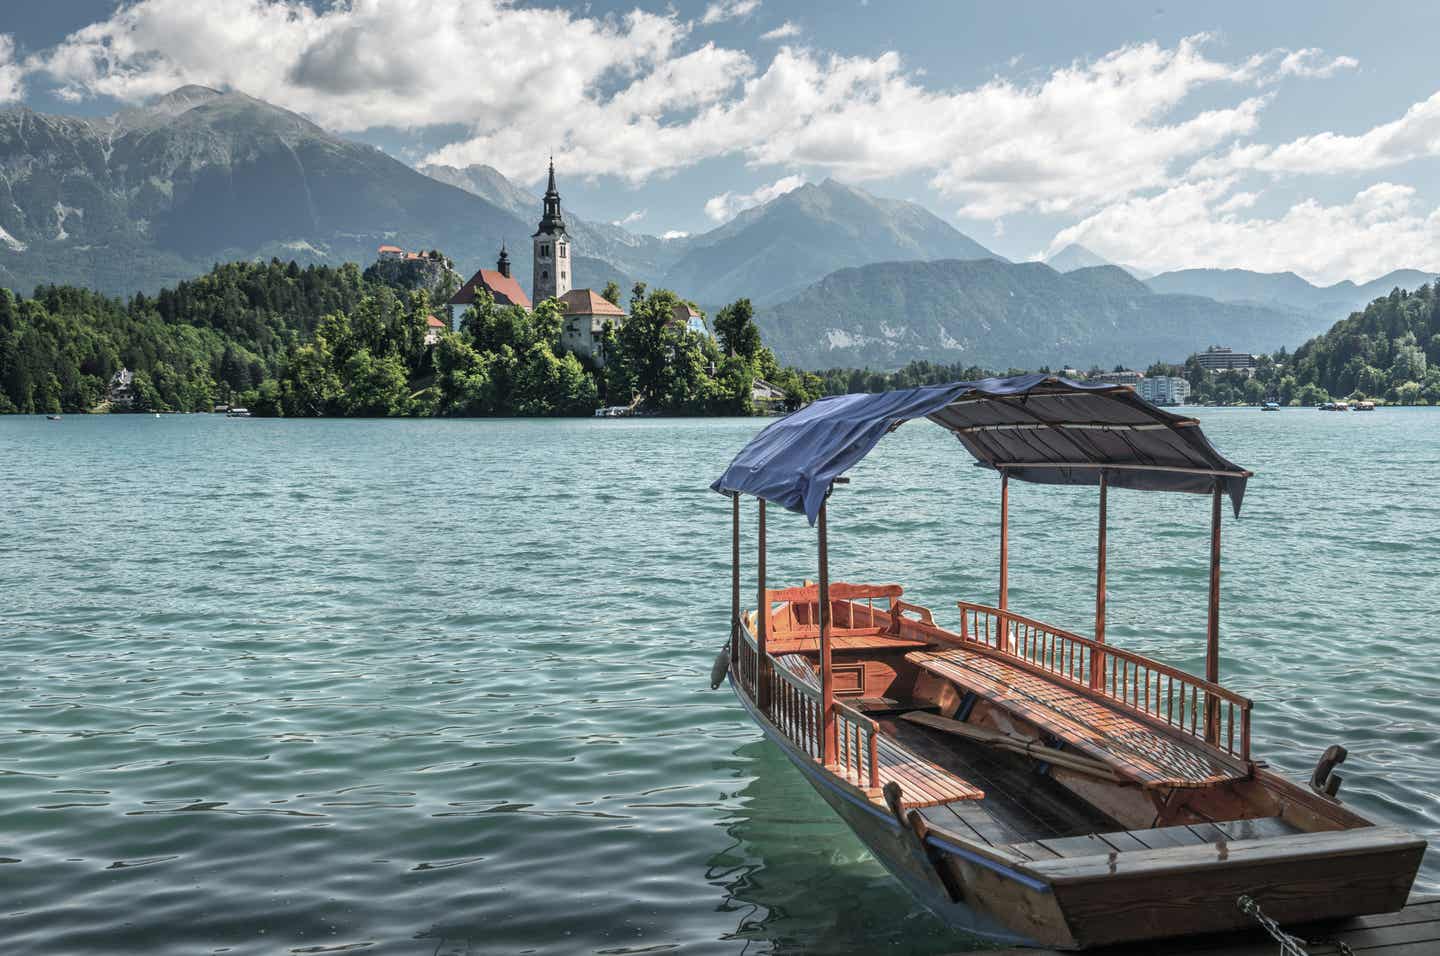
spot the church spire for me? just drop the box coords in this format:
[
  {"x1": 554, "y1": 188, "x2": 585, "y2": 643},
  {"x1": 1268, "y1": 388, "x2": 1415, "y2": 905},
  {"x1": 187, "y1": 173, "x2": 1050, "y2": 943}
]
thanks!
[
  {"x1": 535, "y1": 156, "x2": 567, "y2": 237},
  {"x1": 497, "y1": 241, "x2": 511, "y2": 278}
]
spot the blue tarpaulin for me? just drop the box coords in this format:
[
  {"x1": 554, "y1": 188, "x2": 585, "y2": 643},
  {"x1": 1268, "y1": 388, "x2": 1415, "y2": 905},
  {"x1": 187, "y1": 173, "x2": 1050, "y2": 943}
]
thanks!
[{"x1": 710, "y1": 374, "x2": 1251, "y2": 525}]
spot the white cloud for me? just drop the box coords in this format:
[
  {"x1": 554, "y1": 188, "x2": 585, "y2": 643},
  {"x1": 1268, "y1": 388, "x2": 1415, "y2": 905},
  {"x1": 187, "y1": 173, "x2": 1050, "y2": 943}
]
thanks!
[
  {"x1": 24, "y1": 8, "x2": 1361, "y2": 223},
  {"x1": 760, "y1": 21, "x2": 800, "y2": 41},
  {"x1": 702, "y1": 0, "x2": 761, "y2": 25},
  {"x1": 0, "y1": 35, "x2": 24, "y2": 103},
  {"x1": 29, "y1": 0, "x2": 687, "y2": 141},
  {"x1": 612, "y1": 209, "x2": 646, "y2": 227},
  {"x1": 1277, "y1": 48, "x2": 1359, "y2": 79},
  {"x1": 1194, "y1": 89, "x2": 1440, "y2": 178},
  {"x1": 1048, "y1": 179, "x2": 1440, "y2": 285},
  {"x1": 704, "y1": 174, "x2": 805, "y2": 222}
]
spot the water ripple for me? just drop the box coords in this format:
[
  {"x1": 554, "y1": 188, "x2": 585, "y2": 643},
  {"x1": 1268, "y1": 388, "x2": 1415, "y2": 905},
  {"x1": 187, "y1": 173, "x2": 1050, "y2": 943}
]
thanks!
[{"x1": 0, "y1": 411, "x2": 1437, "y2": 954}]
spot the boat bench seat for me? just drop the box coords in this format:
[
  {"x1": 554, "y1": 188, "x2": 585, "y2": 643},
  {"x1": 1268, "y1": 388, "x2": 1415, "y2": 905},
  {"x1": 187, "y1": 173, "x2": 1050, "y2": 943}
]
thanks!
[
  {"x1": 772, "y1": 654, "x2": 984, "y2": 808},
  {"x1": 764, "y1": 630, "x2": 932, "y2": 655},
  {"x1": 917, "y1": 801, "x2": 1299, "y2": 864},
  {"x1": 1006, "y1": 817, "x2": 1301, "y2": 862},
  {"x1": 905, "y1": 648, "x2": 1247, "y2": 790}
]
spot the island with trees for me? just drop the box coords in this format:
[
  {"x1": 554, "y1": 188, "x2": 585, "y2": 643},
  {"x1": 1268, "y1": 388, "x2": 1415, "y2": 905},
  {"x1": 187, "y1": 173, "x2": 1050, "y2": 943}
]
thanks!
[{"x1": 2, "y1": 257, "x2": 1438, "y2": 415}]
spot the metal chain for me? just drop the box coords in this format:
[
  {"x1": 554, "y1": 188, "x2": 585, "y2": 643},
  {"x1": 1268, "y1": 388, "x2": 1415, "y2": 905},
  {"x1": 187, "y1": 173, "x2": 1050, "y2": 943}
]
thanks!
[{"x1": 1237, "y1": 896, "x2": 1355, "y2": 956}]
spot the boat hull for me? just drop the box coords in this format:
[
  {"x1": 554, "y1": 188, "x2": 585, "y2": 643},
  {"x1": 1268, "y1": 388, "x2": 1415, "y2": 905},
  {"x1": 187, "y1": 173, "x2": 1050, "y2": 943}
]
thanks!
[
  {"x1": 728, "y1": 671, "x2": 1044, "y2": 948},
  {"x1": 728, "y1": 670, "x2": 1424, "y2": 950}
]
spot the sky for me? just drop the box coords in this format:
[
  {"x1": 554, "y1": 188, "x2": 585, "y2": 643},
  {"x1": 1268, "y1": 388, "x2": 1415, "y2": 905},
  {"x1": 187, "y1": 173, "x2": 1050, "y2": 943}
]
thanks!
[{"x1": 5, "y1": 0, "x2": 1440, "y2": 284}]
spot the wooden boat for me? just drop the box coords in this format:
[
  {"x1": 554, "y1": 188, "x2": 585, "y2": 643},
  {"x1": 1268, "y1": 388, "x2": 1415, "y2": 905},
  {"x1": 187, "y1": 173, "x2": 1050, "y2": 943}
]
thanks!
[{"x1": 709, "y1": 375, "x2": 1423, "y2": 950}]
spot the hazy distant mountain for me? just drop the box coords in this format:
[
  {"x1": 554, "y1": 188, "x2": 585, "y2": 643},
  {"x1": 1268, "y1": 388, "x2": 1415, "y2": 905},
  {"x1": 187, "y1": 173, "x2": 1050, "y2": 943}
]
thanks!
[
  {"x1": 419, "y1": 162, "x2": 678, "y2": 282},
  {"x1": 1045, "y1": 243, "x2": 1110, "y2": 272},
  {"x1": 758, "y1": 260, "x2": 1330, "y2": 370},
  {"x1": 661, "y1": 179, "x2": 1004, "y2": 306},
  {"x1": 423, "y1": 170, "x2": 1006, "y2": 307},
  {"x1": 1045, "y1": 243, "x2": 1151, "y2": 279},
  {"x1": 0, "y1": 87, "x2": 627, "y2": 296},
  {"x1": 1145, "y1": 267, "x2": 1438, "y2": 319}
]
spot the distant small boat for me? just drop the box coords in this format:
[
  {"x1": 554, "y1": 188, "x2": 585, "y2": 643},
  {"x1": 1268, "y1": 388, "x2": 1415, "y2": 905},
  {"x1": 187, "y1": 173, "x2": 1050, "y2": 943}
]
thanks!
[
  {"x1": 1262, "y1": 402, "x2": 1279, "y2": 411},
  {"x1": 1355, "y1": 400, "x2": 1376, "y2": 411},
  {"x1": 594, "y1": 406, "x2": 632, "y2": 418},
  {"x1": 226, "y1": 407, "x2": 252, "y2": 418},
  {"x1": 46, "y1": 414, "x2": 61, "y2": 421}
]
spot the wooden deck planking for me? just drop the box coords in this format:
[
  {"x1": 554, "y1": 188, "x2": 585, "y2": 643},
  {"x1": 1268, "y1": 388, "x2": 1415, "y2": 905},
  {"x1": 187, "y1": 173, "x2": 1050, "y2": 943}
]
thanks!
[
  {"x1": 871, "y1": 735, "x2": 985, "y2": 807},
  {"x1": 906, "y1": 648, "x2": 1244, "y2": 789},
  {"x1": 984, "y1": 896, "x2": 1440, "y2": 955},
  {"x1": 888, "y1": 716, "x2": 1121, "y2": 846},
  {"x1": 768, "y1": 654, "x2": 981, "y2": 807}
]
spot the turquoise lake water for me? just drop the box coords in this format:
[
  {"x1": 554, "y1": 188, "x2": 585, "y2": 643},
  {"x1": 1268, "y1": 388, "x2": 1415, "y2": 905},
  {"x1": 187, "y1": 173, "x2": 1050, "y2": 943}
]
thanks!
[{"x1": 1, "y1": 410, "x2": 1437, "y2": 954}]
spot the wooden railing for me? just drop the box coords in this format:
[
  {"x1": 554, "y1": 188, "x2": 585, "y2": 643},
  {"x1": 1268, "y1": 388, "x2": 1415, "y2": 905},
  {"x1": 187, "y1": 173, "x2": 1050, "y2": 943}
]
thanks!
[
  {"x1": 957, "y1": 602, "x2": 1252, "y2": 762},
  {"x1": 735, "y1": 615, "x2": 760, "y2": 699},
  {"x1": 766, "y1": 582, "x2": 904, "y2": 635},
  {"x1": 744, "y1": 621, "x2": 881, "y2": 790},
  {"x1": 835, "y1": 700, "x2": 881, "y2": 791},
  {"x1": 766, "y1": 653, "x2": 822, "y2": 758}
]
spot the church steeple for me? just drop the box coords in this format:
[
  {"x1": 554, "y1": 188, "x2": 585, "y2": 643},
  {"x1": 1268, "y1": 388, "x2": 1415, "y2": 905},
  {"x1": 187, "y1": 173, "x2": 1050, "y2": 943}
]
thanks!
[
  {"x1": 497, "y1": 242, "x2": 511, "y2": 278},
  {"x1": 535, "y1": 156, "x2": 567, "y2": 237},
  {"x1": 532, "y1": 157, "x2": 571, "y2": 303}
]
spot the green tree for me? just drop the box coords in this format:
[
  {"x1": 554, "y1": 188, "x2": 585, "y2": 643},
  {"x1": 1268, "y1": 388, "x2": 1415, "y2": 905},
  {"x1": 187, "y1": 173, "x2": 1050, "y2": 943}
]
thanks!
[
  {"x1": 340, "y1": 348, "x2": 410, "y2": 416},
  {"x1": 714, "y1": 298, "x2": 762, "y2": 360}
]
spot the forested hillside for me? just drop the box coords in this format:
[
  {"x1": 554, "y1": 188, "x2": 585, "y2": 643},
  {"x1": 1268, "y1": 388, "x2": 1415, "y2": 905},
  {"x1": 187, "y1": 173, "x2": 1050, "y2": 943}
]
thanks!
[
  {"x1": 1286, "y1": 283, "x2": 1440, "y2": 403},
  {"x1": 0, "y1": 259, "x2": 818, "y2": 416},
  {"x1": 758, "y1": 259, "x2": 1322, "y2": 370},
  {"x1": 0, "y1": 259, "x2": 368, "y2": 413}
]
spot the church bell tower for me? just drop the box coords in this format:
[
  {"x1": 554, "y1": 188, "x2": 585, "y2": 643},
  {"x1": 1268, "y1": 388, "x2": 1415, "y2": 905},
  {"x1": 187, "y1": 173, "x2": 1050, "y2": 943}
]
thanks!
[{"x1": 532, "y1": 158, "x2": 571, "y2": 303}]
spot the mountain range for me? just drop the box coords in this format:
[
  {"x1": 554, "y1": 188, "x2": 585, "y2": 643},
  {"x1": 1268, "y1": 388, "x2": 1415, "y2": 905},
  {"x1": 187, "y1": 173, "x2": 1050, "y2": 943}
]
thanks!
[
  {"x1": 757, "y1": 261, "x2": 1333, "y2": 370},
  {"x1": 1044, "y1": 243, "x2": 1151, "y2": 280},
  {"x1": 1143, "y1": 267, "x2": 1438, "y2": 319},
  {"x1": 1043, "y1": 246, "x2": 1434, "y2": 320},
  {"x1": 422, "y1": 165, "x2": 1003, "y2": 306},
  {"x1": 0, "y1": 85, "x2": 1431, "y2": 372},
  {"x1": 0, "y1": 86, "x2": 621, "y2": 295}
]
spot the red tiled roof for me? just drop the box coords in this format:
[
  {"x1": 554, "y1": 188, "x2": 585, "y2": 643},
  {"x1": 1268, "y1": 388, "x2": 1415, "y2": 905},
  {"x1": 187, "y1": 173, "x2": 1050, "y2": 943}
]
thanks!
[
  {"x1": 449, "y1": 268, "x2": 533, "y2": 310},
  {"x1": 559, "y1": 288, "x2": 625, "y2": 317},
  {"x1": 378, "y1": 244, "x2": 403, "y2": 253},
  {"x1": 425, "y1": 315, "x2": 447, "y2": 328}
]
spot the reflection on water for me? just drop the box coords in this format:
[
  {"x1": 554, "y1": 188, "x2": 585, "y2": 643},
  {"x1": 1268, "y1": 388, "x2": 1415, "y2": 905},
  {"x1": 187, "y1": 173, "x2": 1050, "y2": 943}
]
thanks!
[{"x1": 709, "y1": 741, "x2": 979, "y2": 955}]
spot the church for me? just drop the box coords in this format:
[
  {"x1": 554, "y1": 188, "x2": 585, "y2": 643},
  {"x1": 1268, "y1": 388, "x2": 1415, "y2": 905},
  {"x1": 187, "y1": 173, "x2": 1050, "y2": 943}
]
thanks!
[{"x1": 449, "y1": 160, "x2": 624, "y2": 367}]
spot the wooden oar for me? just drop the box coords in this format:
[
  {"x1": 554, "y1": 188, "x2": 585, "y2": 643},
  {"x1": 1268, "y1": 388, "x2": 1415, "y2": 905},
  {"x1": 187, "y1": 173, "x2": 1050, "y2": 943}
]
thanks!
[{"x1": 900, "y1": 711, "x2": 1125, "y2": 784}]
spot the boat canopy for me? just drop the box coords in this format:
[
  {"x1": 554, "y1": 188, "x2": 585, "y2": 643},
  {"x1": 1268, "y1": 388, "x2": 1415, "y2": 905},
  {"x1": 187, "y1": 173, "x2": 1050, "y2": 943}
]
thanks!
[{"x1": 711, "y1": 374, "x2": 1251, "y2": 525}]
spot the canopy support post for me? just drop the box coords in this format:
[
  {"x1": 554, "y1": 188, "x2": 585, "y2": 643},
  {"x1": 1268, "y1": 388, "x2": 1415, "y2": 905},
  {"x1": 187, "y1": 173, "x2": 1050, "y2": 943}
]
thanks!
[
  {"x1": 757, "y1": 499, "x2": 769, "y2": 714},
  {"x1": 731, "y1": 493, "x2": 741, "y2": 676},
  {"x1": 1206, "y1": 480, "x2": 1222, "y2": 744},
  {"x1": 1091, "y1": 471, "x2": 1108, "y2": 690},
  {"x1": 999, "y1": 470, "x2": 1010, "y2": 652},
  {"x1": 818, "y1": 500, "x2": 837, "y2": 766}
]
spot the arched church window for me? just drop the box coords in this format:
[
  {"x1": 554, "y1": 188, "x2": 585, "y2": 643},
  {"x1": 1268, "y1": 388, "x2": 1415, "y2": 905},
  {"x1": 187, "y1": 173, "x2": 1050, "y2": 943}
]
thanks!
[
  {"x1": 542, "y1": 270, "x2": 549, "y2": 280},
  {"x1": 559, "y1": 244, "x2": 567, "y2": 259}
]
